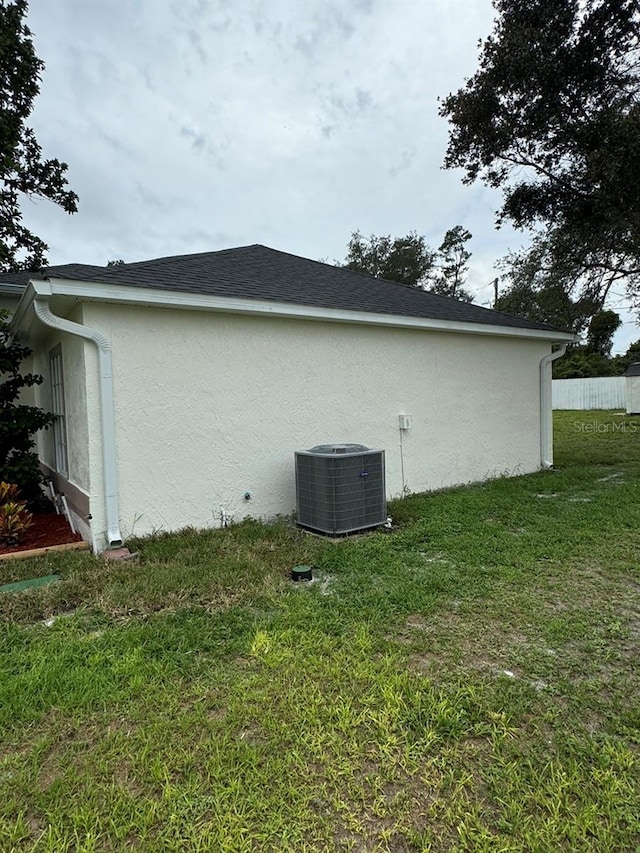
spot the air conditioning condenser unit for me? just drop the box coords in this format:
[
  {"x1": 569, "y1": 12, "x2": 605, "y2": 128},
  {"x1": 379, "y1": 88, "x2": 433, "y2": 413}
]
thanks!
[{"x1": 295, "y1": 443, "x2": 386, "y2": 535}]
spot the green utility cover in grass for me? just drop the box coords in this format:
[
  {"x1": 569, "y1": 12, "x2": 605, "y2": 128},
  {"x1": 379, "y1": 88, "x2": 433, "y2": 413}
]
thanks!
[{"x1": 0, "y1": 574, "x2": 61, "y2": 594}]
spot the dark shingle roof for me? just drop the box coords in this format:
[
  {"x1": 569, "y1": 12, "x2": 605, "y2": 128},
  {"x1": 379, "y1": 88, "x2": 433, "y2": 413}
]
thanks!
[
  {"x1": 0, "y1": 263, "x2": 105, "y2": 287},
  {"x1": 0, "y1": 246, "x2": 570, "y2": 334}
]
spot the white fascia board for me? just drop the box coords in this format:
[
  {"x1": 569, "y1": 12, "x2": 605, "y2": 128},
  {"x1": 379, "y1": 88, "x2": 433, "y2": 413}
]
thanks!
[
  {"x1": 32, "y1": 277, "x2": 578, "y2": 343},
  {"x1": 0, "y1": 283, "x2": 26, "y2": 296},
  {"x1": 10, "y1": 281, "x2": 40, "y2": 331}
]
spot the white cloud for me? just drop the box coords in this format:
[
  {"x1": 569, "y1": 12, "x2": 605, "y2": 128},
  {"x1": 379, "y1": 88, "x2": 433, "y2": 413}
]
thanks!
[
  {"x1": 18, "y1": 0, "x2": 638, "y2": 347},
  {"x1": 21, "y1": 0, "x2": 495, "y2": 261}
]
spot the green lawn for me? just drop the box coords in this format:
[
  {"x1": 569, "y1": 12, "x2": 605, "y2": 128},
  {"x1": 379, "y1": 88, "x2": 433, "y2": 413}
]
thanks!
[{"x1": 1, "y1": 411, "x2": 639, "y2": 852}]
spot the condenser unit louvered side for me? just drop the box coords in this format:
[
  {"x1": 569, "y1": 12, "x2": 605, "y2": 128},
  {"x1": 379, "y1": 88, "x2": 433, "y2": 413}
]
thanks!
[{"x1": 295, "y1": 444, "x2": 386, "y2": 535}]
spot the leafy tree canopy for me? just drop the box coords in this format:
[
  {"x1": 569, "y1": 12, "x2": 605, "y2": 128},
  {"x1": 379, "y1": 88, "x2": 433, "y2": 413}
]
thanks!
[
  {"x1": 440, "y1": 0, "x2": 640, "y2": 308},
  {"x1": 556, "y1": 336, "x2": 640, "y2": 378},
  {"x1": 431, "y1": 226, "x2": 473, "y2": 302},
  {"x1": 585, "y1": 309, "x2": 622, "y2": 357},
  {"x1": 613, "y1": 338, "x2": 640, "y2": 373},
  {"x1": 549, "y1": 310, "x2": 622, "y2": 378},
  {"x1": 0, "y1": 0, "x2": 78, "y2": 273},
  {"x1": 341, "y1": 231, "x2": 435, "y2": 288},
  {"x1": 552, "y1": 347, "x2": 621, "y2": 379},
  {"x1": 495, "y1": 236, "x2": 601, "y2": 333},
  {"x1": 0, "y1": 310, "x2": 53, "y2": 497},
  {"x1": 339, "y1": 227, "x2": 474, "y2": 301}
]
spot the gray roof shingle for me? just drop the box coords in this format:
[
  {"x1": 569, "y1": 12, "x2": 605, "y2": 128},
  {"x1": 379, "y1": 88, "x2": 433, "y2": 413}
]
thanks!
[
  {"x1": 0, "y1": 245, "x2": 569, "y2": 334},
  {"x1": 0, "y1": 263, "x2": 106, "y2": 287}
]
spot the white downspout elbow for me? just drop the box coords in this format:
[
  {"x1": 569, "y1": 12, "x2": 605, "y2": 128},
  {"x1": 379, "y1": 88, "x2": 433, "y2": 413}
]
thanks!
[
  {"x1": 539, "y1": 343, "x2": 567, "y2": 469},
  {"x1": 33, "y1": 298, "x2": 123, "y2": 548}
]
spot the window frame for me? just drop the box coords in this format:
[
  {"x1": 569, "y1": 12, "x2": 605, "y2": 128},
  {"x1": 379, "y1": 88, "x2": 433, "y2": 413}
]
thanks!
[{"x1": 49, "y1": 344, "x2": 68, "y2": 477}]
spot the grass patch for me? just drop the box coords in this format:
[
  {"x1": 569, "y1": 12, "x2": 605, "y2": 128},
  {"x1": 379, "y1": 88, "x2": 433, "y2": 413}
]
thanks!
[
  {"x1": 1, "y1": 411, "x2": 639, "y2": 850},
  {"x1": 554, "y1": 409, "x2": 640, "y2": 467}
]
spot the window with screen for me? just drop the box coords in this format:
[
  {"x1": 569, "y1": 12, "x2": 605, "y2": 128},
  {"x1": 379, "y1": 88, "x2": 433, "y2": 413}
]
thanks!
[{"x1": 49, "y1": 346, "x2": 68, "y2": 476}]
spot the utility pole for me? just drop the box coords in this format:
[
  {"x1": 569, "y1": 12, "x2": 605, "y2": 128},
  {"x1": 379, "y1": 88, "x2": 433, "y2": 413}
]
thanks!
[{"x1": 493, "y1": 277, "x2": 499, "y2": 308}]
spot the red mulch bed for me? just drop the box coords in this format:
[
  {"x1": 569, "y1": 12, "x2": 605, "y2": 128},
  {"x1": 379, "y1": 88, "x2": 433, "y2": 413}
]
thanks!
[{"x1": 0, "y1": 512, "x2": 82, "y2": 556}]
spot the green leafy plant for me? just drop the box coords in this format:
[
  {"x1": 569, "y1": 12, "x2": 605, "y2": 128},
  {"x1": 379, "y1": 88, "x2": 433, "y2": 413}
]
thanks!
[
  {"x1": 0, "y1": 481, "x2": 18, "y2": 502},
  {"x1": 0, "y1": 310, "x2": 54, "y2": 498},
  {"x1": 0, "y1": 481, "x2": 33, "y2": 545}
]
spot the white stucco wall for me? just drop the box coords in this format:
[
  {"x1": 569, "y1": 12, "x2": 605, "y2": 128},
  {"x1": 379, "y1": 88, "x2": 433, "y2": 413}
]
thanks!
[{"x1": 79, "y1": 303, "x2": 550, "y2": 548}]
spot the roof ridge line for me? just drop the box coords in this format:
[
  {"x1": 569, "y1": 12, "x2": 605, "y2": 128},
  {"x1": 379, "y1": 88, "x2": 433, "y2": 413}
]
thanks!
[{"x1": 103, "y1": 244, "x2": 262, "y2": 270}]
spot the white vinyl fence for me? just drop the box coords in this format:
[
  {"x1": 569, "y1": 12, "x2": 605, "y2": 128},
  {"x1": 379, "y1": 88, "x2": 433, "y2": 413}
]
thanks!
[{"x1": 552, "y1": 377, "x2": 626, "y2": 410}]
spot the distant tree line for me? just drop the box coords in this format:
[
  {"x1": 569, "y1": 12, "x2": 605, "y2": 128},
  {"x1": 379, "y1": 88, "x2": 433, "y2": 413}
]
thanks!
[
  {"x1": 337, "y1": 226, "x2": 474, "y2": 302},
  {"x1": 493, "y1": 249, "x2": 639, "y2": 378},
  {"x1": 551, "y1": 336, "x2": 640, "y2": 380}
]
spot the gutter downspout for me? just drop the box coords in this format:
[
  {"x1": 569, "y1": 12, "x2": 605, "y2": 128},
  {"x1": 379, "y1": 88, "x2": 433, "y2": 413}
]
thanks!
[
  {"x1": 540, "y1": 343, "x2": 567, "y2": 469},
  {"x1": 33, "y1": 297, "x2": 123, "y2": 548}
]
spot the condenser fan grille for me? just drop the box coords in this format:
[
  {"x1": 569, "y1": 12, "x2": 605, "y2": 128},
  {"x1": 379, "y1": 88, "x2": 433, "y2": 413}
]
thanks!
[{"x1": 295, "y1": 445, "x2": 386, "y2": 535}]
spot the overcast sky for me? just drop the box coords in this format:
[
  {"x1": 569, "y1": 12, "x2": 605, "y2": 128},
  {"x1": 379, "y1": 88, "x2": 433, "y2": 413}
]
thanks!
[{"x1": 21, "y1": 0, "x2": 638, "y2": 350}]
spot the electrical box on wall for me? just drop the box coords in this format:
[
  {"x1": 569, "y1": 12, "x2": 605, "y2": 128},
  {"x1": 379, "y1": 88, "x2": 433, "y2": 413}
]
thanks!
[{"x1": 398, "y1": 414, "x2": 412, "y2": 431}]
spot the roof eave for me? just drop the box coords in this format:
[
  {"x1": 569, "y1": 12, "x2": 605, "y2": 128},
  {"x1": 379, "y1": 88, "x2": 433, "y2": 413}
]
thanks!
[
  {"x1": 17, "y1": 277, "x2": 578, "y2": 343},
  {"x1": 0, "y1": 282, "x2": 27, "y2": 297}
]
